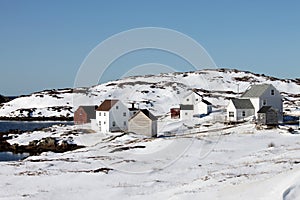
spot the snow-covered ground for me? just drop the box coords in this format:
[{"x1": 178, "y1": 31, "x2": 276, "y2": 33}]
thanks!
[
  {"x1": 0, "y1": 68, "x2": 299, "y2": 199},
  {"x1": 1, "y1": 68, "x2": 299, "y2": 118},
  {"x1": 1, "y1": 120, "x2": 300, "y2": 199}
]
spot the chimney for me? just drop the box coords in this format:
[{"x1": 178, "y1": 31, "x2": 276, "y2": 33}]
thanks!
[
  {"x1": 95, "y1": 105, "x2": 98, "y2": 110},
  {"x1": 131, "y1": 103, "x2": 135, "y2": 109}
]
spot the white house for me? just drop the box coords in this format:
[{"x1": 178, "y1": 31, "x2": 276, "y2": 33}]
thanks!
[
  {"x1": 96, "y1": 99, "x2": 129, "y2": 133},
  {"x1": 180, "y1": 104, "x2": 194, "y2": 120},
  {"x1": 128, "y1": 109, "x2": 157, "y2": 137},
  {"x1": 227, "y1": 99, "x2": 255, "y2": 122},
  {"x1": 240, "y1": 84, "x2": 283, "y2": 121},
  {"x1": 227, "y1": 84, "x2": 283, "y2": 122},
  {"x1": 180, "y1": 91, "x2": 212, "y2": 119}
]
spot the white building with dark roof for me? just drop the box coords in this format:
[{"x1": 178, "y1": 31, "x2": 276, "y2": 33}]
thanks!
[
  {"x1": 226, "y1": 84, "x2": 283, "y2": 122},
  {"x1": 128, "y1": 109, "x2": 157, "y2": 137},
  {"x1": 240, "y1": 84, "x2": 283, "y2": 121},
  {"x1": 180, "y1": 91, "x2": 212, "y2": 120},
  {"x1": 227, "y1": 99, "x2": 255, "y2": 122},
  {"x1": 96, "y1": 99, "x2": 129, "y2": 132}
]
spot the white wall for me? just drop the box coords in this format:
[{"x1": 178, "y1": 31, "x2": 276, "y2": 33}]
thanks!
[
  {"x1": 227, "y1": 101, "x2": 237, "y2": 121},
  {"x1": 109, "y1": 101, "x2": 129, "y2": 132},
  {"x1": 249, "y1": 98, "x2": 260, "y2": 117},
  {"x1": 194, "y1": 101, "x2": 211, "y2": 115},
  {"x1": 96, "y1": 111, "x2": 110, "y2": 132},
  {"x1": 247, "y1": 85, "x2": 283, "y2": 121},
  {"x1": 182, "y1": 92, "x2": 211, "y2": 116},
  {"x1": 90, "y1": 119, "x2": 98, "y2": 131},
  {"x1": 227, "y1": 100, "x2": 255, "y2": 122},
  {"x1": 180, "y1": 110, "x2": 193, "y2": 120},
  {"x1": 96, "y1": 101, "x2": 129, "y2": 133},
  {"x1": 182, "y1": 92, "x2": 202, "y2": 105},
  {"x1": 128, "y1": 112, "x2": 156, "y2": 137},
  {"x1": 236, "y1": 109, "x2": 255, "y2": 121},
  {"x1": 260, "y1": 85, "x2": 283, "y2": 121}
]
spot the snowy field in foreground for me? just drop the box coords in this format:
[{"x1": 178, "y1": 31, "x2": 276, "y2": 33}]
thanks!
[{"x1": 1, "y1": 122, "x2": 300, "y2": 200}]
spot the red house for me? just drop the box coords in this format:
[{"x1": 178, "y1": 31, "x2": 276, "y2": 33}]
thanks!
[
  {"x1": 74, "y1": 106, "x2": 96, "y2": 124},
  {"x1": 170, "y1": 108, "x2": 180, "y2": 119}
]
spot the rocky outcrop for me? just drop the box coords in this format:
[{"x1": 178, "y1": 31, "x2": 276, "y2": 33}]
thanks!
[{"x1": 0, "y1": 134, "x2": 84, "y2": 155}]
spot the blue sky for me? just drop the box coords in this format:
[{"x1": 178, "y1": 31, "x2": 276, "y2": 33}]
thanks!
[{"x1": 0, "y1": 0, "x2": 299, "y2": 96}]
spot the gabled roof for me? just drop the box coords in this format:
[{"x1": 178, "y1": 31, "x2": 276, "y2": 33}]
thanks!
[
  {"x1": 183, "y1": 90, "x2": 212, "y2": 105},
  {"x1": 183, "y1": 90, "x2": 201, "y2": 99},
  {"x1": 78, "y1": 106, "x2": 96, "y2": 118},
  {"x1": 257, "y1": 106, "x2": 277, "y2": 113},
  {"x1": 180, "y1": 104, "x2": 194, "y2": 110},
  {"x1": 96, "y1": 100, "x2": 119, "y2": 111},
  {"x1": 201, "y1": 99, "x2": 212, "y2": 105},
  {"x1": 231, "y1": 99, "x2": 254, "y2": 109},
  {"x1": 241, "y1": 84, "x2": 271, "y2": 98},
  {"x1": 129, "y1": 109, "x2": 157, "y2": 121}
]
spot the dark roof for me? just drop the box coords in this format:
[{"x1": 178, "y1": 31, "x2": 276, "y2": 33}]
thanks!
[
  {"x1": 180, "y1": 104, "x2": 194, "y2": 110},
  {"x1": 129, "y1": 107, "x2": 139, "y2": 111},
  {"x1": 201, "y1": 99, "x2": 212, "y2": 105},
  {"x1": 78, "y1": 106, "x2": 96, "y2": 119},
  {"x1": 96, "y1": 100, "x2": 118, "y2": 111},
  {"x1": 184, "y1": 91, "x2": 212, "y2": 105},
  {"x1": 129, "y1": 109, "x2": 157, "y2": 121},
  {"x1": 241, "y1": 84, "x2": 271, "y2": 98},
  {"x1": 257, "y1": 106, "x2": 277, "y2": 113},
  {"x1": 231, "y1": 99, "x2": 254, "y2": 109}
]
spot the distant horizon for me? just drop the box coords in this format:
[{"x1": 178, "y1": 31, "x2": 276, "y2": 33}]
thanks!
[
  {"x1": 1, "y1": 67, "x2": 298, "y2": 97},
  {"x1": 1, "y1": 1, "x2": 300, "y2": 96}
]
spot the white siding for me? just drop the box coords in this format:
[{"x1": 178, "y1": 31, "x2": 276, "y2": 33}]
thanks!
[
  {"x1": 182, "y1": 93, "x2": 200, "y2": 105},
  {"x1": 96, "y1": 111, "x2": 110, "y2": 132},
  {"x1": 181, "y1": 92, "x2": 212, "y2": 118},
  {"x1": 244, "y1": 85, "x2": 283, "y2": 121},
  {"x1": 226, "y1": 100, "x2": 255, "y2": 122},
  {"x1": 109, "y1": 101, "x2": 129, "y2": 132},
  {"x1": 249, "y1": 98, "x2": 260, "y2": 117},
  {"x1": 96, "y1": 101, "x2": 129, "y2": 133},
  {"x1": 194, "y1": 101, "x2": 211, "y2": 115},
  {"x1": 180, "y1": 110, "x2": 194, "y2": 120},
  {"x1": 227, "y1": 101, "x2": 237, "y2": 121},
  {"x1": 128, "y1": 112, "x2": 157, "y2": 137}
]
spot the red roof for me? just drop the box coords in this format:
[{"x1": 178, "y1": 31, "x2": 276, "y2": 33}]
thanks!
[{"x1": 96, "y1": 100, "x2": 118, "y2": 111}]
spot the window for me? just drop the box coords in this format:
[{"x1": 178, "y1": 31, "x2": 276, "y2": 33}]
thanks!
[
  {"x1": 229, "y1": 112, "x2": 234, "y2": 117},
  {"x1": 104, "y1": 121, "x2": 106, "y2": 124},
  {"x1": 123, "y1": 112, "x2": 126, "y2": 117},
  {"x1": 185, "y1": 112, "x2": 188, "y2": 115},
  {"x1": 104, "y1": 112, "x2": 106, "y2": 116},
  {"x1": 112, "y1": 121, "x2": 116, "y2": 127},
  {"x1": 116, "y1": 106, "x2": 119, "y2": 109},
  {"x1": 242, "y1": 111, "x2": 246, "y2": 117},
  {"x1": 99, "y1": 121, "x2": 101, "y2": 125},
  {"x1": 263, "y1": 100, "x2": 267, "y2": 105},
  {"x1": 124, "y1": 121, "x2": 126, "y2": 126},
  {"x1": 271, "y1": 90, "x2": 275, "y2": 95},
  {"x1": 99, "y1": 112, "x2": 101, "y2": 116},
  {"x1": 186, "y1": 98, "x2": 189, "y2": 101},
  {"x1": 196, "y1": 98, "x2": 199, "y2": 101}
]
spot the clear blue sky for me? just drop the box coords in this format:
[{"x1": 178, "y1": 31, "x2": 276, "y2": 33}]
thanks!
[{"x1": 0, "y1": 0, "x2": 299, "y2": 96}]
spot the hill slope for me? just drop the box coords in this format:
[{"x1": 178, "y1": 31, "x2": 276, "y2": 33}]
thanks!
[{"x1": 0, "y1": 68, "x2": 299, "y2": 119}]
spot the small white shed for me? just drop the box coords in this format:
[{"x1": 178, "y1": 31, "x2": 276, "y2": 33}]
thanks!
[
  {"x1": 227, "y1": 99, "x2": 255, "y2": 122},
  {"x1": 128, "y1": 109, "x2": 157, "y2": 137}
]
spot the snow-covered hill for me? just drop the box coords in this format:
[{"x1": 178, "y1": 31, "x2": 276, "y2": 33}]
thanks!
[{"x1": 1, "y1": 68, "x2": 299, "y2": 118}]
